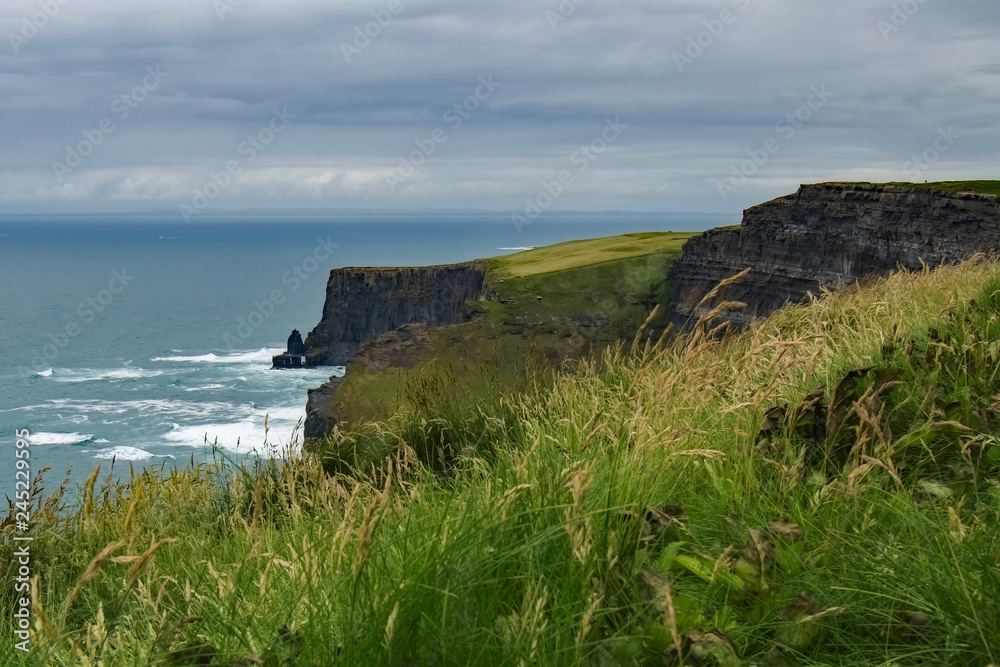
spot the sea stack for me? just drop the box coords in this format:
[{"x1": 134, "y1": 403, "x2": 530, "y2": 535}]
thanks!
[{"x1": 272, "y1": 329, "x2": 308, "y2": 369}]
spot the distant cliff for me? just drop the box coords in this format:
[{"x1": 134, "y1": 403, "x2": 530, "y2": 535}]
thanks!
[
  {"x1": 668, "y1": 183, "x2": 1000, "y2": 328},
  {"x1": 304, "y1": 262, "x2": 489, "y2": 366},
  {"x1": 304, "y1": 262, "x2": 489, "y2": 439}
]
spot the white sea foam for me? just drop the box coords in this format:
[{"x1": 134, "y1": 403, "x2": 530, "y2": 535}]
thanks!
[
  {"x1": 163, "y1": 406, "x2": 305, "y2": 456},
  {"x1": 28, "y1": 432, "x2": 93, "y2": 446},
  {"x1": 51, "y1": 368, "x2": 166, "y2": 383},
  {"x1": 42, "y1": 398, "x2": 243, "y2": 420},
  {"x1": 93, "y1": 446, "x2": 158, "y2": 461},
  {"x1": 36, "y1": 369, "x2": 53, "y2": 377},
  {"x1": 183, "y1": 384, "x2": 228, "y2": 392},
  {"x1": 152, "y1": 348, "x2": 282, "y2": 364}
]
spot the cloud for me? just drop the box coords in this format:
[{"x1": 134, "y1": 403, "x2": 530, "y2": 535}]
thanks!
[{"x1": 1, "y1": 0, "x2": 998, "y2": 215}]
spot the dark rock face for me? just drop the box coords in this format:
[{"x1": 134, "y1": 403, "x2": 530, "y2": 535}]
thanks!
[
  {"x1": 304, "y1": 261, "x2": 488, "y2": 366},
  {"x1": 272, "y1": 329, "x2": 308, "y2": 369},
  {"x1": 667, "y1": 183, "x2": 1000, "y2": 329},
  {"x1": 287, "y1": 330, "x2": 306, "y2": 356},
  {"x1": 305, "y1": 376, "x2": 343, "y2": 440}
]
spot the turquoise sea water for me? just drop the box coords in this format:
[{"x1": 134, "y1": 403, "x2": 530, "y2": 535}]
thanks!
[{"x1": 0, "y1": 212, "x2": 728, "y2": 493}]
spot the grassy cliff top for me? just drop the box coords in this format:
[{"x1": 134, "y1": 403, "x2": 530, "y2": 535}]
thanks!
[
  {"x1": 493, "y1": 231, "x2": 697, "y2": 277},
  {"x1": 817, "y1": 180, "x2": 1000, "y2": 197}
]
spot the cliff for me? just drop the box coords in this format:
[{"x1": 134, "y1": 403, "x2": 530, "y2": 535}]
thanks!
[
  {"x1": 301, "y1": 235, "x2": 694, "y2": 442},
  {"x1": 668, "y1": 182, "x2": 1000, "y2": 329},
  {"x1": 303, "y1": 261, "x2": 489, "y2": 440},
  {"x1": 304, "y1": 261, "x2": 489, "y2": 366}
]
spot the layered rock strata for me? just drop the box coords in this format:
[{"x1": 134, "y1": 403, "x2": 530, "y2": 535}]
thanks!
[
  {"x1": 667, "y1": 183, "x2": 1000, "y2": 329},
  {"x1": 304, "y1": 262, "x2": 488, "y2": 366}
]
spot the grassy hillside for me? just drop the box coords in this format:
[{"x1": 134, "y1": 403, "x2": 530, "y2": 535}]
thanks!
[
  {"x1": 4, "y1": 257, "x2": 999, "y2": 665},
  {"x1": 496, "y1": 232, "x2": 696, "y2": 278},
  {"x1": 325, "y1": 232, "x2": 689, "y2": 427}
]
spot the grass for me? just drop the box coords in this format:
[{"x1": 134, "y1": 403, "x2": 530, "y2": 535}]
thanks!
[
  {"x1": 900, "y1": 181, "x2": 1000, "y2": 197},
  {"x1": 495, "y1": 232, "x2": 696, "y2": 278},
  {"x1": 4, "y1": 258, "x2": 1000, "y2": 665}
]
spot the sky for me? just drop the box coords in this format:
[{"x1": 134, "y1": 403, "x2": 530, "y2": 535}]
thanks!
[{"x1": 1, "y1": 0, "x2": 998, "y2": 216}]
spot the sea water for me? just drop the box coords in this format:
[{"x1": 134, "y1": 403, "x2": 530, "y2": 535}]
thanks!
[{"x1": 0, "y1": 211, "x2": 728, "y2": 494}]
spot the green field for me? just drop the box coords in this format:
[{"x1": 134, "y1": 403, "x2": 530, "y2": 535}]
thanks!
[{"x1": 495, "y1": 232, "x2": 697, "y2": 278}]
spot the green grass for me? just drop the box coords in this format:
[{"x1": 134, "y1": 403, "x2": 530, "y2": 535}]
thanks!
[
  {"x1": 495, "y1": 232, "x2": 696, "y2": 278},
  {"x1": 901, "y1": 180, "x2": 1000, "y2": 196},
  {"x1": 4, "y1": 259, "x2": 1000, "y2": 666}
]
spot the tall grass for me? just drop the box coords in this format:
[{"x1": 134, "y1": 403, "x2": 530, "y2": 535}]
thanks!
[{"x1": 3, "y1": 258, "x2": 999, "y2": 665}]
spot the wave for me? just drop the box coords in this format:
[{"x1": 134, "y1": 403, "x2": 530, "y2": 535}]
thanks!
[
  {"x1": 41, "y1": 398, "x2": 245, "y2": 420},
  {"x1": 151, "y1": 348, "x2": 282, "y2": 364},
  {"x1": 183, "y1": 384, "x2": 228, "y2": 392},
  {"x1": 35, "y1": 369, "x2": 53, "y2": 378},
  {"x1": 51, "y1": 368, "x2": 166, "y2": 383},
  {"x1": 28, "y1": 432, "x2": 94, "y2": 446},
  {"x1": 163, "y1": 407, "x2": 305, "y2": 455},
  {"x1": 93, "y1": 446, "x2": 166, "y2": 461}
]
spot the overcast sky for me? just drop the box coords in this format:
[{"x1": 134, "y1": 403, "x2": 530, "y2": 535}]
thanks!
[{"x1": 1, "y1": 0, "x2": 997, "y2": 216}]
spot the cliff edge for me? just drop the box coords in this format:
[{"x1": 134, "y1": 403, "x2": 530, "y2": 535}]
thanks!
[
  {"x1": 667, "y1": 182, "x2": 1000, "y2": 329},
  {"x1": 304, "y1": 261, "x2": 489, "y2": 366},
  {"x1": 303, "y1": 261, "x2": 489, "y2": 439}
]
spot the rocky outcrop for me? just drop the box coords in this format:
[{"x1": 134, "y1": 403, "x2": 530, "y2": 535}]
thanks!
[
  {"x1": 305, "y1": 376, "x2": 343, "y2": 440},
  {"x1": 272, "y1": 330, "x2": 307, "y2": 369},
  {"x1": 668, "y1": 183, "x2": 1000, "y2": 329},
  {"x1": 353, "y1": 324, "x2": 434, "y2": 376},
  {"x1": 304, "y1": 262, "x2": 489, "y2": 366}
]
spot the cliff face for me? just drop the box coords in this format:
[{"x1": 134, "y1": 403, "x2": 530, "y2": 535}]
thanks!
[
  {"x1": 305, "y1": 376, "x2": 342, "y2": 440},
  {"x1": 303, "y1": 261, "x2": 489, "y2": 441},
  {"x1": 305, "y1": 261, "x2": 488, "y2": 366},
  {"x1": 668, "y1": 183, "x2": 1000, "y2": 328}
]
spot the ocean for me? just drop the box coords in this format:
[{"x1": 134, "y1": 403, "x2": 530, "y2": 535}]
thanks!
[{"x1": 0, "y1": 211, "x2": 728, "y2": 494}]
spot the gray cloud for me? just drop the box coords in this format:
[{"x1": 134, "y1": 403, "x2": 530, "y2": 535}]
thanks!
[{"x1": 0, "y1": 0, "x2": 997, "y2": 215}]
